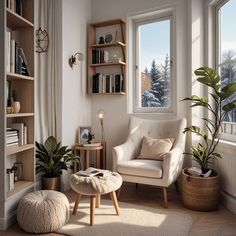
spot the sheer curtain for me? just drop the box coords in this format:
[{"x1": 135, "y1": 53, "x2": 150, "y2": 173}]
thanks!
[{"x1": 35, "y1": 0, "x2": 60, "y2": 142}]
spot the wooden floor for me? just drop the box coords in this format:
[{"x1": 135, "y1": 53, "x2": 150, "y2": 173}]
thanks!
[{"x1": 2, "y1": 182, "x2": 236, "y2": 236}]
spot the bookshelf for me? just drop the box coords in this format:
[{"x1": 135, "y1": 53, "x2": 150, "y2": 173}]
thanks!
[
  {"x1": 0, "y1": 0, "x2": 35, "y2": 229},
  {"x1": 88, "y1": 18, "x2": 126, "y2": 95}
]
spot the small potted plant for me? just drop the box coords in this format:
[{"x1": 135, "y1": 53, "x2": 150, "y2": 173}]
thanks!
[
  {"x1": 11, "y1": 89, "x2": 20, "y2": 113},
  {"x1": 36, "y1": 136, "x2": 80, "y2": 191},
  {"x1": 182, "y1": 66, "x2": 236, "y2": 211}
]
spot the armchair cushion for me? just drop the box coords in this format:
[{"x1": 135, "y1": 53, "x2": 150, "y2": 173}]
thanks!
[
  {"x1": 117, "y1": 159, "x2": 163, "y2": 179},
  {"x1": 138, "y1": 136, "x2": 174, "y2": 161}
]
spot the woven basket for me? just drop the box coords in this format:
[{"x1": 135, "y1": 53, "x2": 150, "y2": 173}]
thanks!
[{"x1": 181, "y1": 168, "x2": 220, "y2": 211}]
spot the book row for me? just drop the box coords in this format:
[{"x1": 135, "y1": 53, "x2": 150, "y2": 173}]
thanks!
[
  {"x1": 92, "y1": 49, "x2": 109, "y2": 64},
  {"x1": 6, "y1": 32, "x2": 31, "y2": 76},
  {"x1": 6, "y1": 0, "x2": 23, "y2": 16},
  {"x1": 6, "y1": 124, "x2": 27, "y2": 147},
  {"x1": 91, "y1": 73, "x2": 124, "y2": 93}
]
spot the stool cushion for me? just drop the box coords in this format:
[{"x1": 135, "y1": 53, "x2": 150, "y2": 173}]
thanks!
[
  {"x1": 17, "y1": 190, "x2": 70, "y2": 233},
  {"x1": 70, "y1": 172, "x2": 122, "y2": 195}
]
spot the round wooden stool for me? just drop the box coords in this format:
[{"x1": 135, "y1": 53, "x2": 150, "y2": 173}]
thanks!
[{"x1": 70, "y1": 172, "x2": 122, "y2": 226}]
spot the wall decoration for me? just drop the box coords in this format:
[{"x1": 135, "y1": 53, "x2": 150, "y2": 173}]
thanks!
[
  {"x1": 78, "y1": 126, "x2": 92, "y2": 144},
  {"x1": 35, "y1": 27, "x2": 49, "y2": 53},
  {"x1": 105, "y1": 33, "x2": 113, "y2": 43}
]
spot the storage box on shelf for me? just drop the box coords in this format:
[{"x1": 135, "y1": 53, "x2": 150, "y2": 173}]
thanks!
[
  {"x1": 0, "y1": 0, "x2": 35, "y2": 229},
  {"x1": 88, "y1": 18, "x2": 126, "y2": 95}
]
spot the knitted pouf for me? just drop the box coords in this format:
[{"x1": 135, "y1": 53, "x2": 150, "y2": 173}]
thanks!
[
  {"x1": 70, "y1": 172, "x2": 123, "y2": 195},
  {"x1": 17, "y1": 190, "x2": 70, "y2": 233}
]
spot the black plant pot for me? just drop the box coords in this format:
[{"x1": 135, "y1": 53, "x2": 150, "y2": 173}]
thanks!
[{"x1": 42, "y1": 175, "x2": 61, "y2": 191}]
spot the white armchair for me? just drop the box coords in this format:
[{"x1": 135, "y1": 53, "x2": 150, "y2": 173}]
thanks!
[{"x1": 113, "y1": 117, "x2": 186, "y2": 207}]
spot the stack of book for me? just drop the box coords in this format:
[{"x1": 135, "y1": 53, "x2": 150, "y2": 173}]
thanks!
[
  {"x1": 6, "y1": 128, "x2": 19, "y2": 147},
  {"x1": 92, "y1": 73, "x2": 123, "y2": 93},
  {"x1": 92, "y1": 49, "x2": 109, "y2": 64},
  {"x1": 6, "y1": 0, "x2": 23, "y2": 16},
  {"x1": 6, "y1": 32, "x2": 30, "y2": 76},
  {"x1": 6, "y1": 123, "x2": 27, "y2": 147}
]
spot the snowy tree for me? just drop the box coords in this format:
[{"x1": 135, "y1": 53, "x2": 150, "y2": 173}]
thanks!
[
  {"x1": 221, "y1": 50, "x2": 236, "y2": 122},
  {"x1": 150, "y1": 59, "x2": 166, "y2": 106},
  {"x1": 160, "y1": 54, "x2": 170, "y2": 107},
  {"x1": 141, "y1": 90, "x2": 161, "y2": 107},
  {"x1": 144, "y1": 67, "x2": 149, "y2": 75}
]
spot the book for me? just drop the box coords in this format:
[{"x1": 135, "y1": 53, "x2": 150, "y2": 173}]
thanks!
[
  {"x1": 6, "y1": 31, "x2": 11, "y2": 73},
  {"x1": 77, "y1": 167, "x2": 111, "y2": 177},
  {"x1": 83, "y1": 143, "x2": 101, "y2": 147},
  {"x1": 187, "y1": 167, "x2": 212, "y2": 177},
  {"x1": 10, "y1": 123, "x2": 24, "y2": 145},
  {"x1": 10, "y1": 39, "x2": 15, "y2": 73},
  {"x1": 19, "y1": 47, "x2": 30, "y2": 76}
]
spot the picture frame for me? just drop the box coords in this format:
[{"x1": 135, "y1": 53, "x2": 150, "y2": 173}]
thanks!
[{"x1": 78, "y1": 126, "x2": 91, "y2": 144}]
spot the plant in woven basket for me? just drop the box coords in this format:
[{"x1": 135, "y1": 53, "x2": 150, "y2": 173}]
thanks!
[
  {"x1": 36, "y1": 136, "x2": 80, "y2": 178},
  {"x1": 182, "y1": 67, "x2": 236, "y2": 174}
]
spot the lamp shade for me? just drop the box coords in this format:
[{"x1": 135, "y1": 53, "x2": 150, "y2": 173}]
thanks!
[{"x1": 98, "y1": 110, "x2": 105, "y2": 120}]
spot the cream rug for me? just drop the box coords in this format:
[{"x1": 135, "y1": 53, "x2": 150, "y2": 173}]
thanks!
[{"x1": 57, "y1": 200, "x2": 192, "y2": 236}]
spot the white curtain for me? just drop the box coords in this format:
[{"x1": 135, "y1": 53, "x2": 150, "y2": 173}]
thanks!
[{"x1": 35, "y1": 0, "x2": 59, "y2": 142}]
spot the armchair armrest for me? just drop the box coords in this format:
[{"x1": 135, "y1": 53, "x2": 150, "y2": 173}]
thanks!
[
  {"x1": 113, "y1": 138, "x2": 140, "y2": 172},
  {"x1": 162, "y1": 144, "x2": 184, "y2": 186}
]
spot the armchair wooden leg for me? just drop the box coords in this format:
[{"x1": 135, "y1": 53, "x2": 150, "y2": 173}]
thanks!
[
  {"x1": 163, "y1": 187, "x2": 168, "y2": 208},
  {"x1": 90, "y1": 196, "x2": 96, "y2": 226},
  {"x1": 72, "y1": 193, "x2": 81, "y2": 215},
  {"x1": 174, "y1": 181, "x2": 179, "y2": 193}
]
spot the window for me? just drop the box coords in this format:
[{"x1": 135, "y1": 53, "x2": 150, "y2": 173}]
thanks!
[
  {"x1": 216, "y1": 0, "x2": 236, "y2": 140},
  {"x1": 129, "y1": 11, "x2": 174, "y2": 114}
]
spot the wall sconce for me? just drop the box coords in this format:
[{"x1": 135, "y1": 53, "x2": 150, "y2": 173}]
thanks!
[
  {"x1": 97, "y1": 109, "x2": 105, "y2": 143},
  {"x1": 69, "y1": 52, "x2": 83, "y2": 69}
]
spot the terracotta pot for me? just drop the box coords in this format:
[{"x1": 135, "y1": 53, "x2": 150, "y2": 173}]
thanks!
[
  {"x1": 12, "y1": 101, "x2": 20, "y2": 113},
  {"x1": 42, "y1": 175, "x2": 61, "y2": 191},
  {"x1": 181, "y1": 168, "x2": 220, "y2": 211}
]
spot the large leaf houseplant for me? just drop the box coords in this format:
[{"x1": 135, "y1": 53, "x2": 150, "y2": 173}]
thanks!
[
  {"x1": 36, "y1": 136, "x2": 80, "y2": 191},
  {"x1": 182, "y1": 66, "x2": 236, "y2": 211}
]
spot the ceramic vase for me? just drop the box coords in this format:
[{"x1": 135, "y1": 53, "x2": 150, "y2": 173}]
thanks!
[{"x1": 12, "y1": 101, "x2": 20, "y2": 113}]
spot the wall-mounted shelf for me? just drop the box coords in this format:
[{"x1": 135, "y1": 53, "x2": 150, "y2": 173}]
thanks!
[
  {"x1": 7, "y1": 9, "x2": 34, "y2": 30},
  {"x1": 89, "y1": 41, "x2": 125, "y2": 49},
  {"x1": 6, "y1": 181, "x2": 34, "y2": 199},
  {"x1": 7, "y1": 72, "x2": 34, "y2": 81},
  {"x1": 90, "y1": 61, "x2": 126, "y2": 67},
  {"x1": 0, "y1": 0, "x2": 35, "y2": 228},
  {"x1": 6, "y1": 113, "x2": 34, "y2": 118},
  {"x1": 7, "y1": 144, "x2": 34, "y2": 156},
  {"x1": 88, "y1": 18, "x2": 126, "y2": 95}
]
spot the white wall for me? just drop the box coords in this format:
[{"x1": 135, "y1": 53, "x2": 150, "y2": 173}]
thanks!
[
  {"x1": 91, "y1": 0, "x2": 189, "y2": 170},
  {"x1": 56, "y1": 0, "x2": 92, "y2": 190},
  {"x1": 61, "y1": 0, "x2": 92, "y2": 146}
]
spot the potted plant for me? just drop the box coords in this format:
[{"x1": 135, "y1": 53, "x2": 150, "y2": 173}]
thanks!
[
  {"x1": 36, "y1": 136, "x2": 80, "y2": 191},
  {"x1": 182, "y1": 66, "x2": 236, "y2": 211}
]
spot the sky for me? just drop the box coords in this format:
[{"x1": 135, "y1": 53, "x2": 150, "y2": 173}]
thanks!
[
  {"x1": 140, "y1": 20, "x2": 170, "y2": 72},
  {"x1": 139, "y1": 0, "x2": 236, "y2": 72},
  {"x1": 221, "y1": 0, "x2": 236, "y2": 55}
]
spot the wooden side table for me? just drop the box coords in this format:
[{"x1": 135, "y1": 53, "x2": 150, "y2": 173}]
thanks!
[{"x1": 74, "y1": 144, "x2": 104, "y2": 173}]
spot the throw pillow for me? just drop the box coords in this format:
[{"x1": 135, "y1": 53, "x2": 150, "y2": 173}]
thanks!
[{"x1": 137, "y1": 136, "x2": 175, "y2": 161}]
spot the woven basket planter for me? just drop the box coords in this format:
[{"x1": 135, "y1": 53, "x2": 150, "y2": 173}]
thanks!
[{"x1": 181, "y1": 168, "x2": 220, "y2": 211}]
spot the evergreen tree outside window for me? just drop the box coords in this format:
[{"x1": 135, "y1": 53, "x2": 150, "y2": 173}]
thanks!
[{"x1": 134, "y1": 16, "x2": 173, "y2": 113}]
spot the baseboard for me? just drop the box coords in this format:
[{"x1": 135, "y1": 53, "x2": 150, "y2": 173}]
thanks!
[
  {"x1": 0, "y1": 210, "x2": 16, "y2": 230},
  {"x1": 221, "y1": 190, "x2": 236, "y2": 214}
]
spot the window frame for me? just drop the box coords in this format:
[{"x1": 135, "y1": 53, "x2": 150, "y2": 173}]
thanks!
[
  {"x1": 128, "y1": 9, "x2": 175, "y2": 114},
  {"x1": 214, "y1": 0, "x2": 236, "y2": 142}
]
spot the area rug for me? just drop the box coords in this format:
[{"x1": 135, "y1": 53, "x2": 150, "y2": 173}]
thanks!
[{"x1": 57, "y1": 200, "x2": 192, "y2": 236}]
